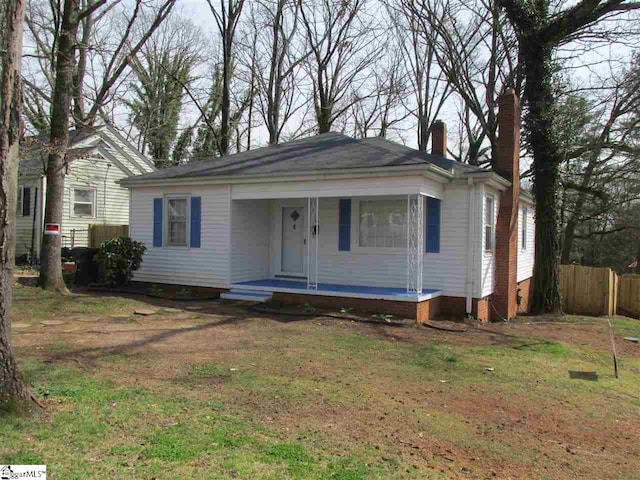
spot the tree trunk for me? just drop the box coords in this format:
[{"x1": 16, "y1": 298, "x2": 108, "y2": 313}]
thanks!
[
  {"x1": 0, "y1": 0, "x2": 31, "y2": 411},
  {"x1": 524, "y1": 41, "x2": 562, "y2": 314},
  {"x1": 220, "y1": 31, "x2": 231, "y2": 155},
  {"x1": 39, "y1": 0, "x2": 79, "y2": 293}
]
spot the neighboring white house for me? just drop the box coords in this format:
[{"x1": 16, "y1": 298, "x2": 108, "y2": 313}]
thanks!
[
  {"x1": 121, "y1": 90, "x2": 534, "y2": 322},
  {"x1": 16, "y1": 124, "x2": 155, "y2": 259}
]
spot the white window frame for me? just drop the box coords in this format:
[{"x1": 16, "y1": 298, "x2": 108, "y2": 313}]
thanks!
[
  {"x1": 72, "y1": 187, "x2": 97, "y2": 218},
  {"x1": 484, "y1": 194, "x2": 495, "y2": 253},
  {"x1": 164, "y1": 195, "x2": 190, "y2": 248},
  {"x1": 355, "y1": 198, "x2": 408, "y2": 253},
  {"x1": 521, "y1": 206, "x2": 528, "y2": 251}
]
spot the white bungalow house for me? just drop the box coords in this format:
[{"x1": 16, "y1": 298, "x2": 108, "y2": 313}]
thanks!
[
  {"x1": 120, "y1": 90, "x2": 534, "y2": 322},
  {"x1": 16, "y1": 124, "x2": 155, "y2": 260}
]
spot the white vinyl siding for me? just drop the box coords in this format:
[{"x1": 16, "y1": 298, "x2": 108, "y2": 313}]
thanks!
[
  {"x1": 15, "y1": 179, "x2": 40, "y2": 257},
  {"x1": 484, "y1": 194, "x2": 495, "y2": 252},
  {"x1": 130, "y1": 185, "x2": 230, "y2": 288},
  {"x1": 517, "y1": 200, "x2": 535, "y2": 282},
  {"x1": 480, "y1": 186, "x2": 500, "y2": 297},
  {"x1": 61, "y1": 157, "x2": 130, "y2": 247},
  {"x1": 230, "y1": 200, "x2": 270, "y2": 283}
]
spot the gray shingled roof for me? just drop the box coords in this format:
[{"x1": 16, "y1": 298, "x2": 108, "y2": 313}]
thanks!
[{"x1": 123, "y1": 133, "x2": 484, "y2": 183}]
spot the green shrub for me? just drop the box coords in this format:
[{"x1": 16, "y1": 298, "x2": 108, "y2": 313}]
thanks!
[{"x1": 96, "y1": 237, "x2": 146, "y2": 286}]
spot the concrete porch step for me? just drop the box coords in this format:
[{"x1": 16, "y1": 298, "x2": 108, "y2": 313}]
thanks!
[{"x1": 221, "y1": 289, "x2": 273, "y2": 303}]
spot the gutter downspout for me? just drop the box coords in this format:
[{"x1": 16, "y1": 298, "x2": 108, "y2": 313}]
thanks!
[{"x1": 465, "y1": 178, "x2": 476, "y2": 315}]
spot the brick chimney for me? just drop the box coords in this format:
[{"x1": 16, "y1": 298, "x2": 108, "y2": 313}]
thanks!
[
  {"x1": 431, "y1": 120, "x2": 447, "y2": 157},
  {"x1": 493, "y1": 89, "x2": 520, "y2": 320}
]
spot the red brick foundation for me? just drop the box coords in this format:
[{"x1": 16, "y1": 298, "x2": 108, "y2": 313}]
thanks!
[
  {"x1": 271, "y1": 292, "x2": 444, "y2": 323},
  {"x1": 436, "y1": 296, "x2": 491, "y2": 323},
  {"x1": 517, "y1": 277, "x2": 533, "y2": 314},
  {"x1": 271, "y1": 292, "x2": 497, "y2": 323}
]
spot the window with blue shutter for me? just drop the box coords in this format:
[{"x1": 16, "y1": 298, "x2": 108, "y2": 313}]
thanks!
[
  {"x1": 153, "y1": 198, "x2": 163, "y2": 247},
  {"x1": 425, "y1": 197, "x2": 441, "y2": 253},
  {"x1": 190, "y1": 196, "x2": 201, "y2": 248},
  {"x1": 338, "y1": 199, "x2": 351, "y2": 251}
]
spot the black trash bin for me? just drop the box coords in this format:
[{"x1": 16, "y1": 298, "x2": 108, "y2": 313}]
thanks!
[{"x1": 71, "y1": 247, "x2": 100, "y2": 285}]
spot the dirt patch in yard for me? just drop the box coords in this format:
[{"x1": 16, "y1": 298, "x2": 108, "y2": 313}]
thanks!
[{"x1": 9, "y1": 287, "x2": 640, "y2": 479}]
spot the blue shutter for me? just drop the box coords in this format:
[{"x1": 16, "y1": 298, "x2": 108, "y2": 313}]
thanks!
[
  {"x1": 190, "y1": 196, "x2": 201, "y2": 248},
  {"x1": 153, "y1": 198, "x2": 163, "y2": 247},
  {"x1": 338, "y1": 199, "x2": 351, "y2": 251},
  {"x1": 426, "y1": 198, "x2": 441, "y2": 253}
]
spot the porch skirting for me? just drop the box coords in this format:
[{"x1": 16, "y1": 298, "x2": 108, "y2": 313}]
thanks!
[
  {"x1": 272, "y1": 291, "x2": 442, "y2": 323},
  {"x1": 272, "y1": 292, "x2": 493, "y2": 323}
]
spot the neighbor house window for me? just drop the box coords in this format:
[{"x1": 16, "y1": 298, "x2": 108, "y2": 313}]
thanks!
[
  {"x1": 521, "y1": 206, "x2": 528, "y2": 250},
  {"x1": 17, "y1": 186, "x2": 31, "y2": 217},
  {"x1": 359, "y1": 199, "x2": 406, "y2": 248},
  {"x1": 485, "y1": 195, "x2": 494, "y2": 252},
  {"x1": 73, "y1": 188, "x2": 95, "y2": 217},
  {"x1": 167, "y1": 198, "x2": 188, "y2": 246}
]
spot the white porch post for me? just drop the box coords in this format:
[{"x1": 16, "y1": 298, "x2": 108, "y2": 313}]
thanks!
[
  {"x1": 307, "y1": 197, "x2": 319, "y2": 289},
  {"x1": 407, "y1": 194, "x2": 424, "y2": 295}
]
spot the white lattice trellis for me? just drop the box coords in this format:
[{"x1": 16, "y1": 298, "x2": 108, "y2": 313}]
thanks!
[
  {"x1": 307, "y1": 197, "x2": 319, "y2": 289},
  {"x1": 406, "y1": 194, "x2": 424, "y2": 295}
]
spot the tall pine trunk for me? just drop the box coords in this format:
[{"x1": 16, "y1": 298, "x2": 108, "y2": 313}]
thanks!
[
  {"x1": 523, "y1": 41, "x2": 562, "y2": 313},
  {"x1": 0, "y1": 0, "x2": 31, "y2": 411},
  {"x1": 39, "y1": 0, "x2": 79, "y2": 293}
]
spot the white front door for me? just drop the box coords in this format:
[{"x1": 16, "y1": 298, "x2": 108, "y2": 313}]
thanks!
[{"x1": 281, "y1": 206, "x2": 306, "y2": 274}]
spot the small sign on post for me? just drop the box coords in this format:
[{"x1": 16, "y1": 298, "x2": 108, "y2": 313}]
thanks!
[{"x1": 44, "y1": 223, "x2": 60, "y2": 236}]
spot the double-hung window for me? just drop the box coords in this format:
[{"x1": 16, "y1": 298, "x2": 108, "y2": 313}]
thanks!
[
  {"x1": 167, "y1": 198, "x2": 188, "y2": 246},
  {"x1": 73, "y1": 188, "x2": 96, "y2": 217},
  {"x1": 358, "y1": 199, "x2": 407, "y2": 248},
  {"x1": 484, "y1": 195, "x2": 495, "y2": 252},
  {"x1": 521, "y1": 206, "x2": 528, "y2": 250}
]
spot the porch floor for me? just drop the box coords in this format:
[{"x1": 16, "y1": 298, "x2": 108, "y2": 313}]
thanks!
[{"x1": 232, "y1": 279, "x2": 441, "y2": 303}]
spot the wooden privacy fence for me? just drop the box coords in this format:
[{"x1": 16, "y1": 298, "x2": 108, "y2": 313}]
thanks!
[
  {"x1": 618, "y1": 275, "x2": 640, "y2": 318},
  {"x1": 560, "y1": 265, "x2": 617, "y2": 316},
  {"x1": 88, "y1": 224, "x2": 129, "y2": 248},
  {"x1": 560, "y1": 265, "x2": 640, "y2": 317}
]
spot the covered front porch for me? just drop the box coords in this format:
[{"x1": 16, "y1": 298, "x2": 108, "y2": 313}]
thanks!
[{"x1": 227, "y1": 180, "x2": 446, "y2": 311}]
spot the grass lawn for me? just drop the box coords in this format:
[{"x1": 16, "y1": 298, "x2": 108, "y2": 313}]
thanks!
[{"x1": 3, "y1": 281, "x2": 640, "y2": 479}]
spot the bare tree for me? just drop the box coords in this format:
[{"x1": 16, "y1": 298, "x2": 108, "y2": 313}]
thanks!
[
  {"x1": 244, "y1": 0, "x2": 308, "y2": 145},
  {"x1": 350, "y1": 49, "x2": 411, "y2": 139},
  {"x1": 560, "y1": 58, "x2": 640, "y2": 263},
  {"x1": 299, "y1": 0, "x2": 379, "y2": 133},
  {"x1": 386, "y1": 1, "x2": 451, "y2": 151},
  {"x1": 38, "y1": 0, "x2": 176, "y2": 292},
  {"x1": 206, "y1": 0, "x2": 246, "y2": 156},
  {"x1": 498, "y1": 0, "x2": 640, "y2": 313},
  {"x1": 407, "y1": 0, "x2": 520, "y2": 164},
  {"x1": 0, "y1": 0, "x2": 31, "y2": 411}
]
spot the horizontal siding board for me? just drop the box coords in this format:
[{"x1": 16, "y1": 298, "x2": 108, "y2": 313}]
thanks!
[
  {"x1": 517, "y1": 201, "x2": 535, "y2": 282},
  {"x1": 15, "y1": 179, "x2": 40, "y2": 256},
  {"x1": 231, "y1": 200, "x2": 269, "y2": 282},
  {"x1": 130, "y1": 185, "x2": 230, "y2": 288},
  {"x1": 60, "y1": 156, "x2": 130, "y2": 247}
]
